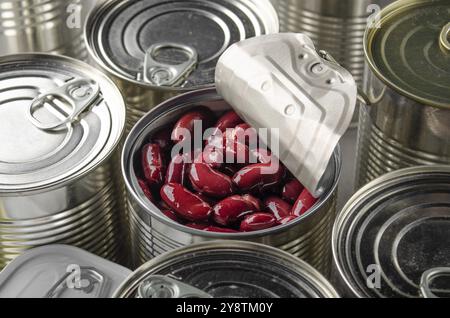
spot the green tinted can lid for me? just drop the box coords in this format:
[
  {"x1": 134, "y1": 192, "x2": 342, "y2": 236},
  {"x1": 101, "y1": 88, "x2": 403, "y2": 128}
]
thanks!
[{"x1": 365, "y1": 0, "x2": 450, "y2": 108}]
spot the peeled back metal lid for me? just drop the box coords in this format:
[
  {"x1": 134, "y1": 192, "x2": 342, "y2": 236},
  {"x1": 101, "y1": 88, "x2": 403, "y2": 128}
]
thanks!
[
  {"x1": 0, "y1": 54, "x2": 125, "y2": 193},
  {"x1": 0, "y1": 245, "x2": 132, "y2": 298},
  {"x1": 365, "y1": 0, "x2": 450, "y2": 108},
  {"x1": 85, "y1": 0, "x2": 278, "y2": 89},
  {"x1": 333, "y1": 166, "x2": 450, "y2": 298},
  {"x1": 114, "y1": 241, "x2": 339, "y2": 298}
]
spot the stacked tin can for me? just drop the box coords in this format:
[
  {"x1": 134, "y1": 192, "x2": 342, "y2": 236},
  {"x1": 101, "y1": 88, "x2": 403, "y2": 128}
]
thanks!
[
  {"x1": 0, "y1": 54, "x2": 126, "y2": 268},
  {"x1": 0, "y1": 0, "x2": 95, "y2": 59},
  {"x1": 356, "y1": 0, "x2": 450, "y2": 187},
  {"x1": 333, "y1": 166, "x2": 450, "y2": 298},
  {"x1": 84, "y1": 0, "x2": 279, "y2": 131}
]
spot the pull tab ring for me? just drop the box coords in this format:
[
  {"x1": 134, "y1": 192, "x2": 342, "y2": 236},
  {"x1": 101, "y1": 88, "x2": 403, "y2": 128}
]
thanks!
[
  {"x1": 137, "y1": 275, "x2": 212, "y2": 298},
  {"x1": 440, "y1": 23, "x2": 450, "y2": 53},
  {"x1": 143, "y1": 43, "x2": 198, "y2": 86},
  {"x1": 420, "y1": 267, "x2": 450, "y2": 298}
]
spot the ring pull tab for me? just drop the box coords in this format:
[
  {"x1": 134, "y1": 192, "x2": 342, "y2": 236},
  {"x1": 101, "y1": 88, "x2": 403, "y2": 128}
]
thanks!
[
  {"x1": 143, "y1": 43, "x2": 198, "y2": 86},
  {"x1": 420, "y1": 267, "x2": 450, "y2": 298},
  {"x1": 440, "y1": 23, "x2": 450, "y2": 54},
  {"x1": 45, "y1": 267, "x2": 106, "y2": 298},
  {"x1": 28, "y1": 79, "x2": 101, "y2": 131},
  {"x1": 137, "y1": 275, "x2": 212, "y2": 298}
]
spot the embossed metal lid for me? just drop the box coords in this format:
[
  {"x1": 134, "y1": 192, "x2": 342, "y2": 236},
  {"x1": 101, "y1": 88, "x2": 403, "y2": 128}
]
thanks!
[
  {"x1": 365, "y1": 0, "x2": 450, "y2": 108},
  {"x1": 333, "y1": 166, "x2": 450, "y2": 298},
  {"x1": 0, "y1": 54, "x2": 125, "y2": 193},
  {"x1": 114, "y1": 241, "x2": 339, "y2": 298},
  {"x1": 85, "y1": 0, "x2": 278, "y2": 89},
  {"x1": 0, "y1": 245, "x2": 131, "y2": 298}
]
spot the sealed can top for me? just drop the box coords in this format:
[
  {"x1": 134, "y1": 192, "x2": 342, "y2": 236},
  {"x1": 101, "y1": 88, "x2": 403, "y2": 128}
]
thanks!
[
  {"x1": 85, "y1": 0, "x2": 278, "y2": 89},
  {"x1": 0, "y1": 245, "x2": 132, "y2": 298},
  {"x1": 114, "y1": 241, "x2": 339, "y2": 298},
  {"x1": 333, "y1": 166, "x2": 450, "y2": 298},
  {"x1": 0, "y1": 54, "x2": 125, "y2": 193},
  {"x1": 365, "y1": 0, "x2": 450, "y2": 108}
]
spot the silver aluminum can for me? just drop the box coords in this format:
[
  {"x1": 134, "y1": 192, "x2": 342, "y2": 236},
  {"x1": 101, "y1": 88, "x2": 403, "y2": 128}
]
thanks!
[
  {"x1": 122, "y1": 88, "x2": 341, "y2": 276},
  {"x1": 356, "y1": 0, "x2": 450, "y2": 188},
  {"x1": 333, "y1": 166, "x2": 450, "y2": 298},
  {"x1": 0, "y1": 54, "x2": 126, "y2": 269},
  {"x1": 114, "y1": 241, "x2": 339, "y2": 298},
  {"x1": 85, "y1": 0, "x2": 279, "y2": 131},
  {"x1": 0, "y1": 0, "x2": 95, "y2": 60}
]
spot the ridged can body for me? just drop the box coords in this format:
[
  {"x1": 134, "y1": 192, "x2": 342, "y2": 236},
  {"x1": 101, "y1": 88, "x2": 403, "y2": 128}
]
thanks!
[
  {"x1": 122, "y1": 88, "x2": 341, "y2": 276},
  {"x1": 0, "y1": 0, "x2": 94, "y2": 60},
  {"x1": 85, "y1": 0, "x2": 279, "y2": 131},
  {"x1": 356, "y1": 0, "x2": 450, "y2": 188},
  {"x1": 0, "y1": 54, "x2": 126, "y2": 269}
]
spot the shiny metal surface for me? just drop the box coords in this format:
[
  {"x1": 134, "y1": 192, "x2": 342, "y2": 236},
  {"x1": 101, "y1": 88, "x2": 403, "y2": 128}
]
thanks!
[
  {"x1": 0, "y1": 0, "x2": 95, "y2": 60},
  {"x1": 333, "y1": 166, "x2": 450, "y2": 298},
  {"x1": 0, "y1": 54, "x2": 126, "y2": 269},
  {"x1": 114, "y1": 241, "x2": 339, "y2": 298},
  {"x1": 122, "y1": 88, "x2": 341, "y2": 276},
  {"x1": 85, "y1": 0, "x2": 279, "y2": 130},
  {"x1": 356, "y1": 0, "x2": 450, "y2": 188}
]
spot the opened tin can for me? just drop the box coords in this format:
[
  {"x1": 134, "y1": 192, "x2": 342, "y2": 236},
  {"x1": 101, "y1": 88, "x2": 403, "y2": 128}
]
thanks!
[
  {"x1": 0, "y1": 0, "x2": 95, "y2": 60},
  {"x1": 85, "y1": 0, "x2": 279, "y2": 130},
  {"x1": 0, "y1": 54, "x2": 126, "y2": 268},
  {"x1": 356, "y1": 0, "x2": 450, "y2": 188},
  {"x1": 0, "y1": 245, "x2": 131, "y2": 298},
  {"x1": 122, "y1": 88, "x2": 341, "y2": 275},
  {"x1": 333, "y1": 166, "x2": 450, "y2": 298},
  {"x1": 114, "y1": 241, "x2": 339, "y2": 298}
]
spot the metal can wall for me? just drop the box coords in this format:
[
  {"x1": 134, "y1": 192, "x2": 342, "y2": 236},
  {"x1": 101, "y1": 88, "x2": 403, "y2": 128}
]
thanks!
[
  {"x1": 333, "y1": 166, "x2": 450, "y2": 298},
  {"x1": 356, "y1": 0, "x2": 450, "y2": 188},
  {"x1": 122, "y1": 88, "x2": 341, "y2": 276},
  {"x1": 114, "y1": 241, "x2": 339, "y2": 298},
  {"x1": 0, "y1": 0, "x2": 95, "y2": 60},
  {"x1": 0, "y1": 54, "x2": 126, "y2": 268},
  {"x1": 85, "y1": 0, "x2": 279, "y2": 131}
]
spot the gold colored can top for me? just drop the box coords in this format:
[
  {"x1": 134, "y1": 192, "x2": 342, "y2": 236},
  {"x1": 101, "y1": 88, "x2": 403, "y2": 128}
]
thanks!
[{"x1": 365, "y1": 0, "x2": 450, "y2": 109}]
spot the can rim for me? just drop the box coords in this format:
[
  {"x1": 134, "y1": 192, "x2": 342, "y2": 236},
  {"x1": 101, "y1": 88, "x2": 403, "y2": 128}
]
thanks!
[
  {"x1": 0, "y1": 53, "x2": 126, "y2": 195},
  {"x1": 122, "y1": 87, "x2": 341, "y2": 239},
  {"x1": 332, "y1": 165, "x2": 450, "y2": 297},
  {"x1": 363, "y1": 0, "x2": 450, "y2": 109},
  {"x1": 113, "y1": 240, "x2": 339, "y2": 298},
  {"x1": 84, "y1": 0, "x2": 279, "y2": 91}
]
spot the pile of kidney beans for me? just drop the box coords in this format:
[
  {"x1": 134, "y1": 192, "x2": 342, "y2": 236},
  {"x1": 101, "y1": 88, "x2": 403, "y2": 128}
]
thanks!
[{"x1": 137, "y1": 106, "x2": 318, "y2": 233}]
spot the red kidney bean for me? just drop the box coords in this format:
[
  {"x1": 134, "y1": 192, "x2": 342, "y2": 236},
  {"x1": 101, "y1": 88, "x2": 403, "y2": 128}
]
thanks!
[
  {"x1": 204, "y1": 226, "x2": 239, "y2": 233},
  {"x1": 138, "y1": 179, "x2": 154, "y2": 202},
  {"x1": 240, "y1": 213, "x2": 277, "y2": 232},
  {"x1": 234, "y1": 123, "x2": 258, "y2": 147},
  {"x1": 171, "y1": 107, "x2": 214, "y2": 143},
  {"x1": 242, "y1": 194, "x2": 262, "y2": 211},
  {"x1": 291, "y1": 189, "x2": 318, "y2": 217},
  {"x1": 165, "y1": 153, "x2": 190, "y2": 185},
  {"x1": 151, "y1": 128, "x2": 172, "y2": 152},
  {"x1": 189, "y1": 161, "x2": 234, "y2": 198},
  {"x1": 264, "y1": 196, "x2": 292, "y2": 220},
  {"x1": 232, "y1": 162, "x2": 285, "y2": 193},
  {"x1": 142, "y1": 144, "x2": 166, "y2": 187},
  {"x1": 224, "y1": 138, "x2": 252, "y2": 165},
  {"x1": 185, "y1": 223, "x2": 208, "y2": 230},
  {"x1": 251, "y1": 148, "x2": 273, "y2": 164},
  {"x1": 162, "y1": 210, "x2": 179, "y2": 222},
  {"x1": 282, "y1": 179, "x2": 305, "y2": 203},
  {"x1": 215, "y1": 111, "x2": 243, "y2": 132},
  {"x1": 278, "y1": 215, "x2": 298, "y2": 225},
  {"x1": 160, "y1": 183, "x2": 212, "y2": 221},
  {"x1": 201, "y1": 146, "x2": 223, "y2": 169},
  {"x1": 212, "y1": 195, "x2": 257, "y2": 226}
]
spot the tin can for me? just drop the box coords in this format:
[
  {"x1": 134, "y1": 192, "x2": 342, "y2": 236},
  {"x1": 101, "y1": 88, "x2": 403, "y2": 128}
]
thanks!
[
  {"x1": 333, "y1": 166, "x2": 450, "y2": 298},
  {"x1": 85, "y1": 0, "x2": 279, "y2": 131},
  {"x1": 0, "y1": 0, "x2": 95, "y2": 60},
  {"x1": 122, "y1": 88, "x2": 341, "y2": 276},
  {"x1": 114, "y1": 241, "x2": 339, "y2": 298},
  {"x1": 0, "y1": 54, "x2": 126, "y2": 268},
  {"x1": 0, "y1": 245, "x2": 131, "y2": 298},
  {"x1": 356, "y1": 0, "x2": 450, "y2": 188}
]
